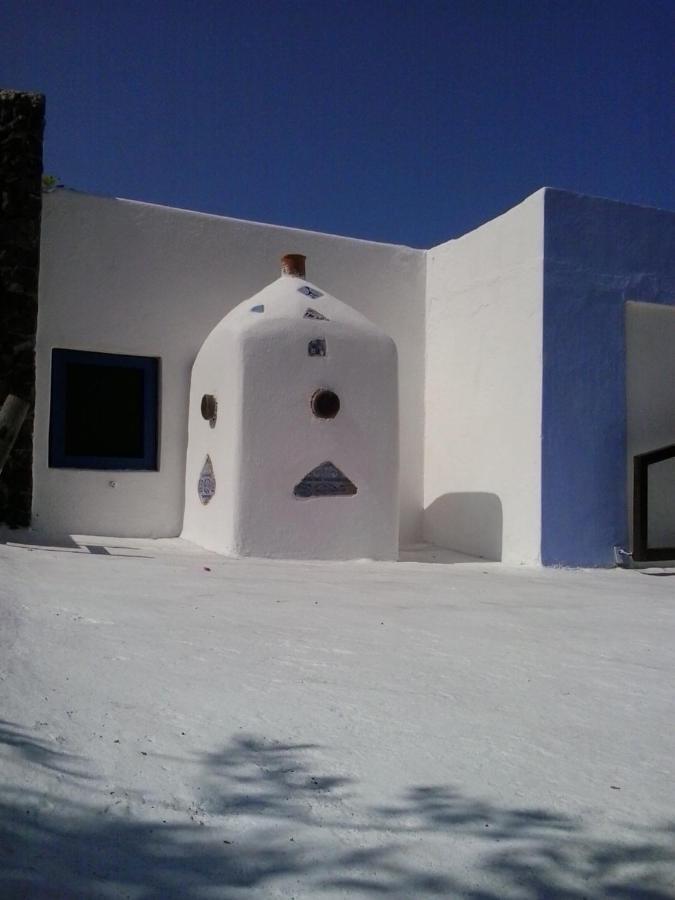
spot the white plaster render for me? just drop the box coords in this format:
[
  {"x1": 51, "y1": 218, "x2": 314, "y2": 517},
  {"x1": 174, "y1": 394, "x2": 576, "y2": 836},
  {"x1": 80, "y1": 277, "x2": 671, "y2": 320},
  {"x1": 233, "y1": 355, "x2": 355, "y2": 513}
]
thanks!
[
  {"x1": 626, "y1": 301, "x2": 675, "y2": 548},
  {"x1": 423, "y1": 190, "x2": 545, "y2": 564},
  {"x1": 34, "y1": 191, "x2": 424, "y2": 542},
  {"x1": 4, "y1": 537, "x2": 675, "y2": 896},
  {"x1": 183, "y1": 274, "x2": 399, "y2": 559}
]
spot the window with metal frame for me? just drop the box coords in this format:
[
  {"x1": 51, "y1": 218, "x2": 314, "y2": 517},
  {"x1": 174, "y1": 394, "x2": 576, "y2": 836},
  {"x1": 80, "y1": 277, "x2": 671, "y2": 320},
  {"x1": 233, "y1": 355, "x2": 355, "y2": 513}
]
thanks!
[
  {"x1": 49, "y1": 349, "x2": 159, "y2": 470},
  {"x1": 633, "y1": 443, "x2": 675, "y2": 561}
]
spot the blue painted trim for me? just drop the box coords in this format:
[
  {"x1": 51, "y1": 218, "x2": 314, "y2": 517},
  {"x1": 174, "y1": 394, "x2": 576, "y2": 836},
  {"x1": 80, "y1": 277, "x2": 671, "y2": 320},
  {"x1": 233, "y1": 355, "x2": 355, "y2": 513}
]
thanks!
[
  {"x1": 541, "y1": 190, "x2": 675, "y2": 566},
  {"x1": 49, "y1": 348, "x2": 159, "y2": 471}
]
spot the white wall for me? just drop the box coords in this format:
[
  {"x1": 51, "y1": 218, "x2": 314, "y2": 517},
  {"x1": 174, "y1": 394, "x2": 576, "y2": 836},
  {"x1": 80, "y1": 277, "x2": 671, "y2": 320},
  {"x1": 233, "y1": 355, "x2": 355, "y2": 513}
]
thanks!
[
  {"x1": 626, "y1": 301, "x2": 675, "y2": 549},
  {"x1": 181, "y1": 315, "x2": 243, "y2": 556},
  {"x1": 34, "y1": 191, "x2": 425, "y2": 542},
  {"x1": 424, "y1": 191, "x2": 545, "y2": 564},
  {"x1": 182, "y1": 277, "x2": 399, "y2": 560}
]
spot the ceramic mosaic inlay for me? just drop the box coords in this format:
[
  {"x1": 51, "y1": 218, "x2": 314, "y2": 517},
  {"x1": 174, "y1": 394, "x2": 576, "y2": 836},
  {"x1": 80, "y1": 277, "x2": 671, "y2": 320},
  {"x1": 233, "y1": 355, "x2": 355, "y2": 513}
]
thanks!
[
  {"x1": 298, "y1": 286, "x2": 323, "y2": 299},
  {"x1": 198, "y1": 454, "x2": 216, "y2": 504},
  {"x1": 293, "y1": 461, "x2": 357, "y2": 498},
  {"x1": 304, "y1": 308, "x2": 329, "y2": 321}
]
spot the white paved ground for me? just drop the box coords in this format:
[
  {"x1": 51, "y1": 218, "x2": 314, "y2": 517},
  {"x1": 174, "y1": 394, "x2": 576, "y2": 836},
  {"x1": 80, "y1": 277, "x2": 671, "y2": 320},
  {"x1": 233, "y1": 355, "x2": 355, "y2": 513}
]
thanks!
[{"x1": 1, "y1": 534, "x2": 674, "y2": 899}]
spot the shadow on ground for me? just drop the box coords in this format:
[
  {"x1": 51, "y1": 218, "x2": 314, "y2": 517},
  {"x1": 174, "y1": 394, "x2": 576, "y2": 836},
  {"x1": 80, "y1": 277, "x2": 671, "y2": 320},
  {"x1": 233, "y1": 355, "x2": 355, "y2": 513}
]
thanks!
[
  {"x1": 0, "y1": 528, "x2": 153, "y2": 558},
  {"x1": 1, "y1": 728, "x2": 674, "y2": 898}
]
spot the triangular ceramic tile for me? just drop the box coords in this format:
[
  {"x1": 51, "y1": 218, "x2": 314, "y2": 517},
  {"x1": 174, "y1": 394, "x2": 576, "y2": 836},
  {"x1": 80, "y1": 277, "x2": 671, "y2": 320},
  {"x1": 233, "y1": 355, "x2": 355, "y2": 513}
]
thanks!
[
  {"x1": 293, "y1": 461, "x2": 357, "y2": 498},
  {"x1": 303, "y1": 307, "x2": 329, "y2": 321},
  {"x1": 198, "y1": 454, "x2": 216, "y2": 504}
]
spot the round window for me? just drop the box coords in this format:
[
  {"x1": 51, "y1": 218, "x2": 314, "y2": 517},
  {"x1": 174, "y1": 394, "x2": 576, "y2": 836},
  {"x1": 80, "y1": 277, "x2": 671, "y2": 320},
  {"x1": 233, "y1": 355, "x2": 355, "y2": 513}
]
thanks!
[
  {"x1": 201, "y1": 394, "x2": 217, "y2": 425},
  {"x1": 311, "y1": 389, "x2": 340, "y2": 419}
]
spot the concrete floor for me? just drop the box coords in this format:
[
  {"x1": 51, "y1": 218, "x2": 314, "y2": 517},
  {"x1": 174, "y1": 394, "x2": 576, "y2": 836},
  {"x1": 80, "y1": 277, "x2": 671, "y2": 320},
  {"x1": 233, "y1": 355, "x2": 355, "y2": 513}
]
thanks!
[{"x1": 1, "y1": 534, "x2": 674, "y2": 898}]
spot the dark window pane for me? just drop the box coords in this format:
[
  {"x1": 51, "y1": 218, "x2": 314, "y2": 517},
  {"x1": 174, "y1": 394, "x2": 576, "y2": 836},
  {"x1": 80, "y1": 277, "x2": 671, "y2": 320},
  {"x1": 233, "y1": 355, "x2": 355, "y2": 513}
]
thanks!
[
  {"x1": 49, "y1": 349, "x2": 158, "y2": 470},
  {"x1": 64, "y1": 363, "x2": 145, "y2": 458}
]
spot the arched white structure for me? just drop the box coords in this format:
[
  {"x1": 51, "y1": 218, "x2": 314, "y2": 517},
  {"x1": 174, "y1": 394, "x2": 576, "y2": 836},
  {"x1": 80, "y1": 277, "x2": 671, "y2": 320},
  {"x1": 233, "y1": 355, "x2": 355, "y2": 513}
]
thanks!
[{"x1": 182, "y1": 256, "x2": 399, "y2": 559}]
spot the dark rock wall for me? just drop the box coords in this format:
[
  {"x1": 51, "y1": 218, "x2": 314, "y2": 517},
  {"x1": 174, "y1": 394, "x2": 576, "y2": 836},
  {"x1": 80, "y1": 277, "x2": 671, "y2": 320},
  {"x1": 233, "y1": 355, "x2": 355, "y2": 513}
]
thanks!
[{"x1": 0, "y1": 89, "x2": 45, "y2": 527}]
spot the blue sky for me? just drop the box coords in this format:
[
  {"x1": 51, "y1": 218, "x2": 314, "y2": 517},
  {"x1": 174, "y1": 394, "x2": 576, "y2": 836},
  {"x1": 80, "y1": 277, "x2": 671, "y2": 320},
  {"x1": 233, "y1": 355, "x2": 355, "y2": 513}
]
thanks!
[{"x1": 2, "y1": 0, "x2": 673, "y2": 247}]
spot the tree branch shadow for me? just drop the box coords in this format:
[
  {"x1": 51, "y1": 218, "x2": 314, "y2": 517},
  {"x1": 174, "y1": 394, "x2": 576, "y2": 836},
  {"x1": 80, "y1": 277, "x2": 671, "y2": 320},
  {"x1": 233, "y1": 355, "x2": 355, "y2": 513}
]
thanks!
[
  {"x1": 199, "y1": 734, "x2": 351, "y2": 821},
  {"x1": 1, "y1": 729, "x2": 674, "y2": 898},
  {"x1": 365, "y1": 785, "x2": 675, "y2": 899},
  {"x1": 0, "y1": 719, "x2": 91, "y2": 779}
]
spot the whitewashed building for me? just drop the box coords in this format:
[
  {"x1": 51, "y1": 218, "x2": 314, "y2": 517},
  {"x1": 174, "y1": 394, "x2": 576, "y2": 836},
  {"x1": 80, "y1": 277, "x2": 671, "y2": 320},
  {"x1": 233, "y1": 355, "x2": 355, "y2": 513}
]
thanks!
[
  {"x1": 183, "y1": 253, "x2": 399, "y2": 560},
  {"x1": 30, "y1": 187, "x2": 675, "y2": 566}
]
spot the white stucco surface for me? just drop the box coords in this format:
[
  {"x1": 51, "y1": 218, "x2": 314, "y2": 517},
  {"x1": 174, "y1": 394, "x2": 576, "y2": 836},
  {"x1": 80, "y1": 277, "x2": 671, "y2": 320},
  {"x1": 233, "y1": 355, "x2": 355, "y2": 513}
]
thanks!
[
  {"x1": 626, "y1": 301, "x2": 675, "y2": 548},
  {"x1": 424, "y1": 191, "x2": 545, "y2": 564},
  {"x1": 183, "y1": 273, "x2": 399, "y2": 559},
  {"x1": 2, "y1": 535, "x2": 674, "y2": 897},
  {"x1": 34, "y1": 191, "x2": 424, "y2": 543}
]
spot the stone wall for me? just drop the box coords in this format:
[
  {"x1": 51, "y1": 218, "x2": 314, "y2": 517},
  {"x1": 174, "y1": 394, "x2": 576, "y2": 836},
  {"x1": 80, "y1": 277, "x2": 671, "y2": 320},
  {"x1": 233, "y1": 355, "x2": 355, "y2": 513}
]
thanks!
[{"x1": 0, "y1": 89, "x2": 45, "y2": 527}]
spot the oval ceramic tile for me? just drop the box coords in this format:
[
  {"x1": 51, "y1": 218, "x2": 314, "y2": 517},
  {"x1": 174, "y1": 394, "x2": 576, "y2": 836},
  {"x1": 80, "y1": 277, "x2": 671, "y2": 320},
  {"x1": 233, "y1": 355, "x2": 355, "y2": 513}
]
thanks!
[
  {"x1": 198, "y1": 454, "x2": 216, "y2": 504},
  {"x1": 298, "y1": 285, "x2": 323, "y2": 299}
]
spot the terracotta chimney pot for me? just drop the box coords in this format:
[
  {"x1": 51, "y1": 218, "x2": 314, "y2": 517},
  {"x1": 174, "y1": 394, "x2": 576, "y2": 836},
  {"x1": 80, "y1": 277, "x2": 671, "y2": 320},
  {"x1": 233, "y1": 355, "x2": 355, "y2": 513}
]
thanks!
[{"x1": 281, "y1": 254, "x2": 306, "y2": 278}]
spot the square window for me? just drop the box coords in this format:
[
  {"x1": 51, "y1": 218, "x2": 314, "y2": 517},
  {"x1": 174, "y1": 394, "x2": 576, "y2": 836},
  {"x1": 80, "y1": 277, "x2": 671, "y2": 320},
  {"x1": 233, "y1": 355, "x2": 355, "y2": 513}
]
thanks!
[{"x1": 49, "y1": 349, "x2": 159, "y2": 470}]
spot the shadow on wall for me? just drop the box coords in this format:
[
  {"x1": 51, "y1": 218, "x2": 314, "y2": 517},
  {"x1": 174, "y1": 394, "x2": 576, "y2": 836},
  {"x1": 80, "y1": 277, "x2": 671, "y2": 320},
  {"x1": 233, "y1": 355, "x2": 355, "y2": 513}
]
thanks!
[
  {"x1": 2, "y1": 725, "x2": 674, "y2": 898},
  {"x1": 423, "y1": 493, "x2": 503, "y2": 562}
]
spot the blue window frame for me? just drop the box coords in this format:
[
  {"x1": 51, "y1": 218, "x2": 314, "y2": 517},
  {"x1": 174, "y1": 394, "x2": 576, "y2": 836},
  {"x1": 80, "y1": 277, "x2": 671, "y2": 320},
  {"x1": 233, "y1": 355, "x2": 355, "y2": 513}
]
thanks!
[{"x1": 49, "y1": 349, "x2": 159, "y2": 470}]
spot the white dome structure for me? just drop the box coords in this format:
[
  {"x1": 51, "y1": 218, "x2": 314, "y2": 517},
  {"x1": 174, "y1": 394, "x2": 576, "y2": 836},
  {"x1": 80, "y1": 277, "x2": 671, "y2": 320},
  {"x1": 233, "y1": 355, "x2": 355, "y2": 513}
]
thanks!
[{"x1": 182, "y1": 254, "x2": 399, "y2": 560}]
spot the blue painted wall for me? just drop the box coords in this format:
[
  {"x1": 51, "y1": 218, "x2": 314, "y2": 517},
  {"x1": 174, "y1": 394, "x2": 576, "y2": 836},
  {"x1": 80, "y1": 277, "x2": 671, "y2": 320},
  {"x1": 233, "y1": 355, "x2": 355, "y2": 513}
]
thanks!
[{"x1": 541, "y1": 190, "x2": 675, "y2": 566}]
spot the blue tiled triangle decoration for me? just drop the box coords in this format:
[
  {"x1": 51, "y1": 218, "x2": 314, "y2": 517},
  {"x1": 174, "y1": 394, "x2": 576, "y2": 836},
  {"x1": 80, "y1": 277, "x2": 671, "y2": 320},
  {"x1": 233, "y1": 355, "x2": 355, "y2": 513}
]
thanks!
[{"x1": 294, "y1": 461, "x2": 357, "y2": 498}]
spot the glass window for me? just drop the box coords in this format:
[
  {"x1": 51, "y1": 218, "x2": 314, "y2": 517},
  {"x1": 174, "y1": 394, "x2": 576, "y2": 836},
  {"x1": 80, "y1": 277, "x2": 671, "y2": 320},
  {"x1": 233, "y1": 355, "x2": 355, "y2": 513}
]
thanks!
[{"x1": 49, "y1": 349, "x2": 159, "y2": 470}]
